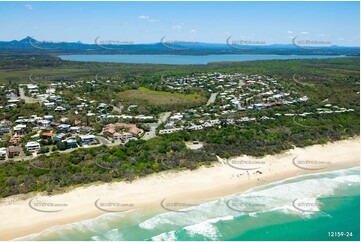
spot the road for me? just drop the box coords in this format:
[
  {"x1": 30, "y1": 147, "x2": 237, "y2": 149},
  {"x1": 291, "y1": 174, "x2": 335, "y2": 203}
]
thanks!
[
  {"x1": 206, "y1": 93, "x2": 218, "y2": 106},
  {"x1": 143, "y1": 112, "x2": 171, "y2": 140},
  {"x1": 19, "y1": 87, "x2": 38, "y2": 103},
  {"x1": 96, "y1": 135, "x2": 112, "y2": 145},
  {"x1": 159, "y1": 112, "x2": 171, "y2": 123},
  {"x1": 111, "y1": 104, "x2": 123, "y2": 113}
]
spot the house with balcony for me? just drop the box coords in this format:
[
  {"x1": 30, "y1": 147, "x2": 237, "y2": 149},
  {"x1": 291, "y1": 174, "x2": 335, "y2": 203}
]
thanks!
[
  {"x1": 79, "y1": 135, "x2": 96, "y2": 145},
  {"x1": 25, "y1": 141, "x2": 41, "y2": 152}
]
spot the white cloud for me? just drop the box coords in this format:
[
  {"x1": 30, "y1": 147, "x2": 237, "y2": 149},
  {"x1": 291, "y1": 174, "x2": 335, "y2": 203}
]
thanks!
[
  {"x1": 138, "y1": 15, "x2": 159, "y2": 23},
  {"x1": 138, "y1": 15, "x2": 149, "y2": 19},
  {"x1": 25, "y1": 4, "x2": 33, "y2": 10},
  {"x1": 190, "y1": 29, "x2": 197, "y2": 33},
  {"x1": 338, "y1": 37, "x2": 345, "y2": 41},
  {"x1": 172, "y1": 24, "x2": 183, "y2": 30},
  {"x1": 287, "y1": 31, "x2": 293, "y2": 34},
  {"x1": 301, "y1": 32, "x2": 309, "y2": 35}
]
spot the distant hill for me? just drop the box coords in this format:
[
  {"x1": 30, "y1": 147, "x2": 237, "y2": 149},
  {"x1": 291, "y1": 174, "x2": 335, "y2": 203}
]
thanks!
[{"x1": 0, "y1": 36, "x2": 359, "y2": 56}]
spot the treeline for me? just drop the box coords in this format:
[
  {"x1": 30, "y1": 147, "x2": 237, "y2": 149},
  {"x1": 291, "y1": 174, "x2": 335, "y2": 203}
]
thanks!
[{"x1": 0, "y1": 134, "x2": 216, "y2": 197}]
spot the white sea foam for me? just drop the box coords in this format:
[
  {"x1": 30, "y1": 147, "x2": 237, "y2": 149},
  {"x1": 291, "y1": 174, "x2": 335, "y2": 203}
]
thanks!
[
  {"x1": 334, "y1": 174, "x2": 360, "y2": 183},
  {"x1": 150, "y1": 215, "x2": 233, "y2": 241},
  {"x1": 140, "y1": 167, "x2": 359, "y2": 232},
  {"x1": 91, "y1": 228, "x2": 123, "y2": 241},
  {"x1": 184, "y1": 221, "x2": 220, "y2": 241},
  {"x1": 151, "y1": 230, "x2": 177, "y2": 241}
]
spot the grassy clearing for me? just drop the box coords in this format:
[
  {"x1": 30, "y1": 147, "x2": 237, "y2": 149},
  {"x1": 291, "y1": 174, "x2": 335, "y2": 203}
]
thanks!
[{"x1": 117, "y1": 87, "x2": 207, "y2": 108}]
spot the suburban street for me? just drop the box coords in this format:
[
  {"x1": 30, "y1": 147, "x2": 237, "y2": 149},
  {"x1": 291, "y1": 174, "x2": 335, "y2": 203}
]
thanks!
[
  {"x1": 19, "y1": 86, "x2": 38, "y2": 103},
  {"x1": 206, "y1": 92, "x2": 218, "y2": 106},
  {"x1": 143, "y1": 112, "x2": 171, "y2": 140}
]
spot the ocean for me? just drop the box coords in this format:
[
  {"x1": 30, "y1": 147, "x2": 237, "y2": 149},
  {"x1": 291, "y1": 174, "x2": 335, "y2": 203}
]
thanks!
[
  {"x1": 58, "y1": 54, "x2": 347, "y2": 65},
  {"x1": 18, "y1": 167, "x2": 360, "y2": 241}
]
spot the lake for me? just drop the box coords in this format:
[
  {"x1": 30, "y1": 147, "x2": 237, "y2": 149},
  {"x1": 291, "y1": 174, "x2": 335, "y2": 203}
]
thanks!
[{"x1": 59, "y1": 54, "x2": 346, "y2": 65}]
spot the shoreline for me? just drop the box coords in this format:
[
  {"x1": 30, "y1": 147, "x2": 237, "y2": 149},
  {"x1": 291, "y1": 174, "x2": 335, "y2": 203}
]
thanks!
[{"x1": 0, "y1": 137, "x2": 359, "y2": 240}]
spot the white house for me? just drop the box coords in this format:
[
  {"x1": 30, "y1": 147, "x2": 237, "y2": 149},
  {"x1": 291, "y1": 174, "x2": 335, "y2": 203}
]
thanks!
[
  {"x1": 43, "y1": 115, "x2": 54, "y2": 121},
  {"x1": 57, "y1": 124, "x2": 71, "y2": 131},
  {"x1": 37, "y1": 120, "x2": 51, "y2": 128},
  {"x1": 0, "y1": 147, "x2": 6, "y2": 159},
  {"x1": 159, "y1": 128, "x2": 183, "y2": 134},
  {"x1": 79, "y1": 135, "x2": 96, "y2": 144},
  {"x1": 55, "y1": 106, "x2": 66, "y2": 112},
  {"x1": 25, "y1": 141, "x2": 40, "y2": 151},
  {"x1": 69, "y1": 126, "x2": 81, "y2": 133},
  {"x1": 44, "y1": 102, "x2": 55, "y2": 108},
  {"x1": 169, "y1": 113, "x2": 183, "y2": 121},
  {"x1": 13, "y1": 124, "x2": 27, "y2": 132}
]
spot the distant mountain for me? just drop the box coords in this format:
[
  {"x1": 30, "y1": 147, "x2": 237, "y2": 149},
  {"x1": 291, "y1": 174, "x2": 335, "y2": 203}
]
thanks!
[{"x1": 0, "y1": 37, "x2": 359, "y2": 56}]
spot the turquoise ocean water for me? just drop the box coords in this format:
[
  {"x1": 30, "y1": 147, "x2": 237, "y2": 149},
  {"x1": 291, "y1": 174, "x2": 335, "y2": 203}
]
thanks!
[{"x1": 18, "y1": 167, "x2": 360, "y2": 241}]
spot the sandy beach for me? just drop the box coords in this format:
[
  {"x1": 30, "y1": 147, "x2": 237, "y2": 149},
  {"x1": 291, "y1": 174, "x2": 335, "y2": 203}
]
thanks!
[{"x1": 0, "y1": 138, "x2": 359, "y2": 240}]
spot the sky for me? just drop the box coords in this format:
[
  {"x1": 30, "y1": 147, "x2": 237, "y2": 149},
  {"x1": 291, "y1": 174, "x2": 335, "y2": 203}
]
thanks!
[{"x1": 0, "y1": 1, "x2": 359, "y2": 46}]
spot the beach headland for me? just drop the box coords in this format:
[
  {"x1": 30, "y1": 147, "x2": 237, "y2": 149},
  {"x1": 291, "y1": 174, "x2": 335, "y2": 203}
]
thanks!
[{"x1": 0, "y1": 137, "x2": 359, "y2": 240}]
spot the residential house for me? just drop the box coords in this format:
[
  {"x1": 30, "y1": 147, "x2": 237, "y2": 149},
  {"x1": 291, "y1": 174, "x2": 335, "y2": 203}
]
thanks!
[
  {"x1": 13, "y1": 124, "x2": 27, "y2": 132},
  {"x1": 79, "y1": 135, "x2": 96, "y2": 145},
  {"x1": 65, "y1": 138, "x2": 78, "y2": 148},
  {"x1": 102, "y1": 123, "x2": 143, "y2": 137},
  {"x1": 0, "y1": 127, "x2": 10, "y2": 134},
  {"x1": 60, "y1": 117, "x2": 69, "y2": 123},
  {"x1": 25, "y1": 141, "x2": 41, "y2": 151},
  {"x1": 169, "y1": 113, "x2": 183, "y2": 121},
  {"x1": 69, "y1": 126, "x2": 81, "y2": 133},
  {"x1": 41, "y1": 132, "x2": 54, "y2": 140},
  {"x1": 81, "y1": 126, "x2": 92, "y2": 133},
  {"x1": 164, "y1": 123, "x2": 174, "y2": 129},
  {"x1": 38, "y1": 120, "x2": 51, "y2": 128},
  {"x1": 53, "y1": 133, "x2": 66, "y2": 142},
  {"x1": 0, "y1": 120, "x2": 12, "y2": 128},
  {"x1": 6, "y1": 104, "x2": 17, "y2": 109},
  {"x1": 0, "y1": 147, "x2": 6, "y2": 160},
  {"x1": 50, "y1": 122, "x2": 61, "y2": 127},
  {"x1": 113, "y1": 132, "x2": 121, "y2": 141},
  {"x1": 55, "y1": 106, "x2": 66, "y2": 112},
  {"x1": 43, "y1": 115, "x2": 54, "y2": 121},
  {"x1": 122, "y1": 132, "x2": 133, "y2": 139},
  {"x1": 8, "y1": 146, "x2": 21, "y2": 157},
  {"x1": 44, "y1": 102, "x2": 55, "y2": 108},
  {"x1": 57, "y1": 124, "x2": 71, "y2": 131},
  {"x1": 159, "y1": 128, "x2": 183, "y2": 134}
]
